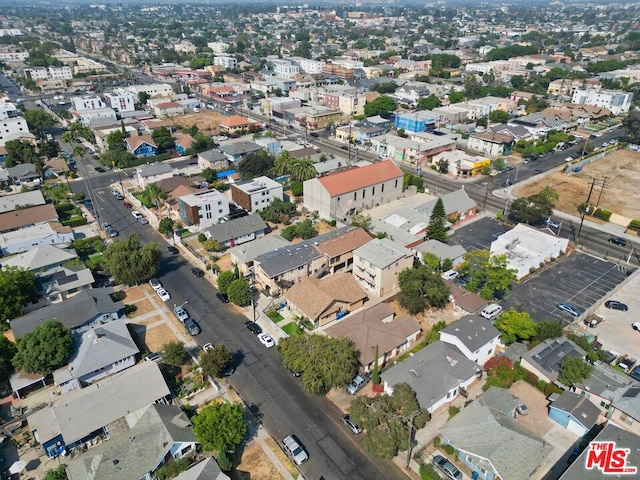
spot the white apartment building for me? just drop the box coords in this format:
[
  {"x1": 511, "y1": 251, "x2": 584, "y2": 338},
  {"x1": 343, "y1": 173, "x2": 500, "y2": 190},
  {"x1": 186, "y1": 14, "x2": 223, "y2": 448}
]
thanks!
[
  {"x1": 571, "y1": 88, "x2": 634, "y2": 114},
  {"x1": 214, "y1": 56, "x2": 237, "y2": 69},
  {"x1": 0, "y1": 51, "x2": 28, "y2": 62},
  {"x1": 172, "y1": 41, "x2": 197, "y2": 54},
  {"x1": 0, "y1": 100, "x2": 20, "y2": 120},
  {"x1": 104, "y1": 89, "x2": 136, "y2": 113},
  {"x1": 296, "y1": 58, "x2": 325, "y2": 74},
  {"x1": 178, "y1": 189, "x2": 230, "y2": 230},
  {"x1": 73, "y1": 57, "x2": 107, "y2": 74},
  {"x1": 24, "y1": 67, "x2": 49, "y2": 81},
  {"x1": 71, "y1": 95, "x2": 106, "y2": 111},
  {"x1": 332, "y1": 58, "x2": 365, "y2": 69},
  {"x1": 0, "y1": 117, "x2": 30, "y2": 146},
  {"x1": 207, "y1": 41, "x2": 230, "y2": 54},
  {"x1": 270, "y1": 59, "x2": 300, "y2": 78},
  {"x1": 49, "y1": 66, "x2": 73, "y2": 80},
  {"x1": 230, "y1": 176, "x2": 284, "y2": 213},
  {"x1": 125, "y1": 84, "x2": 174, "y2": 100}
]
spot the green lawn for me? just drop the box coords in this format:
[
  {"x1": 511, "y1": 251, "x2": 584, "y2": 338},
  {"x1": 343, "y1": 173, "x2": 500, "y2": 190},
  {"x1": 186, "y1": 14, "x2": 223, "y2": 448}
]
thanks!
[
  {"x1": 282, "y1": 322, "x2": 303, "y2": 335},
  {"x1": 266, "y1": 310, "x2": 284, "y2": 323}
]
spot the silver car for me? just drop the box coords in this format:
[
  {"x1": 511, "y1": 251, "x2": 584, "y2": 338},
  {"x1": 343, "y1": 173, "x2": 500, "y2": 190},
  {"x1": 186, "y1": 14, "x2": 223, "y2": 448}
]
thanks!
[
  {"x1": 432, "y1": 454, "x2": 462, "y2": 480},
  {"x1": 282, "y1": 435, "x2": 308, "y2": 465}
]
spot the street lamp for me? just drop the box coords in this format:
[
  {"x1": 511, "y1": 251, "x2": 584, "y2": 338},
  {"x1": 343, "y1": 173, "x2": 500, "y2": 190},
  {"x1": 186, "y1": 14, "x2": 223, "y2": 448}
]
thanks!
[{"x1": 175, "y1": 301, "x2": 188, "y2": 310}]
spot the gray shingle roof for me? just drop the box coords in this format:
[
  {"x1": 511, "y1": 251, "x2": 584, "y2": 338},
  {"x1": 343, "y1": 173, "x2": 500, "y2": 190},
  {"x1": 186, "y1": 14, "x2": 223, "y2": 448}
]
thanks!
[
  {"x1": 523, "y1": 338, "x2": 586, "y2": 382},
  {"x1": 10, "y1": 288, "x2": 124, "y2": 339},
  {"x1": 551, "y1": 390, "x2": 600, "y2": 430},
  {"x1": 219, "y1": 140, "x2": 261, "y2": 156},
  {"x1": 383, "y1": 341, "x2": 481, "y2": 410},
  {"x1": 228, "y1": 234, "x2": 291, "y2": 265},
  {"x1": 440, "y1": 388, "x2": 553, "y2": 480},
  {"x1": 353, "y1": 238, "x2": 413, "y2": 269},
  {"x1": 137, "y1": 162, "x2": 172, "y2": 177},
  {"x1": 65, "y1": 404, "x2": 195, "y2": 480},
  {"x1": 204, "y1": 214, "x2": 267, "y2": 244},
  {"x1": 440, "y1": 315, "x2": 501, "y2": 354},
  {"x1": 0, "y1": 244, "x2": 77, "y2": 271},
  {"x1": 173, "y1": 458, "x2": 229, "y2": 480},
  {"x1": 198, "y1": 149, "x2": 228, "y2": 163},
  {"x1": 0, "y1": 190, "x2": 46, "y2": 213}
]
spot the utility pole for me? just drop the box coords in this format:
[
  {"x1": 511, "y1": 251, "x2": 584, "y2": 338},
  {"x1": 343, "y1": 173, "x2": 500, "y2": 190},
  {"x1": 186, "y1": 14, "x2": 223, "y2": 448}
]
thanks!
[
  {"x1": 482, "y1": 178, "x2": 491, "y2": 212},
  {"x1": 577, "y1": 178, "x2": 597, "y2": 241},
  {"x1": 595, "y1": 176, "x2": 609, "y2": 208},
  {"x1": 404, "y1": 411, "x2": 421, "y2": 469}
]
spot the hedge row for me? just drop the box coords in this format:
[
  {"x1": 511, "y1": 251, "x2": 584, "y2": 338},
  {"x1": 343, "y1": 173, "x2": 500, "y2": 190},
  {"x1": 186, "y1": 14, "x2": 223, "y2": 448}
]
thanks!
[
  {"x1": 628, "y1": 219, "x2": 640, "y2": 232},
  {"x1": 592, "y1": 208, "x2": 612, "y2": 221},
  {"x1": 61, "y1": 217, "x2": 88, "y2": 227}
]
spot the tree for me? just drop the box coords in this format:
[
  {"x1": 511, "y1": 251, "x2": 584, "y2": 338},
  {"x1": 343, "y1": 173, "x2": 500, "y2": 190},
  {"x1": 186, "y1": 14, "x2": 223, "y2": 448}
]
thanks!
[
  {"x1": 227, "y1": 278, "x2": 251, "y2": 306},
  {"x1": 448, "y1": 91, "x2": 465, "y2": 103},
  {"x1": 192, "y1": 402, "x2": 247, "y2": 453},
  {"x1": 237, "y1": 150, "x2": 274, "y2": 179},
  {"x1": 161, "y1": 341, "x2": 187, "y2": 366},
  {"x1": 23, "y1": 109, "x2": 55, "y2": 134},
  {"x1": 493, "y1": 157, "x2": 507, "y2": 171},
  {"x1": 350, "y1": 213, "x2": 372, "y2": 231},
  {"x1": 4, "y1": 139, "x2": 37, "y2": 165},
  {"x1": 200, "y1": 344, "x2": 233, "y2": 378},
  {"x1": 398, "y1": 264, "x2": 450, "y2": 314},
  {"x1": 158, "y1": 217, "x2": 175, "y2": 236},
  {"x1": 494, "y1": 308, "x2": 537, "y2": 344},
  {"x1": 279, "y1": 335, "x2": 359, "y2": 395},
  {"x1": 623, "y1": 110, "x2": 640, "y2": 144},
  {"x1": 294, "y1": 219, "x2": 318, "y2": 240},
  {"x1": 0, "y1": 336, "x2": 17, "y2": 379},
  {"x1": 458, "y1": 250, "x2": 517, "y2": 300},
  {"x1": 509, "y1": 193, "x2": 555, "y2": 225},
  {"x1": 510, "y1": 75, "x2": 525, "y2": 89},
  {"x1": 43, "y1": 465, "x2": 68, "y2": 480},
  {"x1": 0, "y1": 267, "x2": 35, "y2": 326},
  {"x1": 151, "y1": 126, "x2": 174, "y2": 152},
  {"x1": 137, "y1": 91, "x2": 150, "y2": 105},
  {"x1": 12, "y1": 321, "x2": 73, "y2": 375},
  {"x1": 217, "y1": 270, "x2": 238, "y2": 295},
  {"x1": 558, "y1": 357, "x2": 593, "y2": 385},
  {"x1": 426, "y1": 198, "x2": 447, "y2": 242},
  {"x1": 417, "y1": 94, "x2": 440, "y2": 111},
  {"x1": 436, "y1": 158, "x2": 449, "y2": 174},
  {"x1": 534, "y1": 321, "x2": 563, "y2": 343},
  {"x1": 289, "y1": 158, "x2": 316, "y2": 182},
  {"x1": 105, "y1": 130, "x2": 127, "y2": 151},
  {"x1": 143, "y1": 182, "x2": 167, "y2": 211},
  {"x1": 274, "y1": 150, "x2": 294, "y2": 176},
  {"x1": 290, "y1": 180, "x2": 303, "y2": 196},
  {"x1": 489, "y1": 109, "x2": 510, "y2": 124},
  {"x1": 103, "y1": 233, "x2": 162, "y2": 285},
  {"x1": 350, "y1": 383, "x2": 429, "y2": 459},
  {"x1": 73, "y1": 145, "x2": 86, "y2": 167},
  {"x1": 364, "y1": 96, "x2": 397, "y2": 117},
  {"x1": 40, "y1": 139, "x2": 60, "y2": 159},
  {"x1": 258, "y1": 198, "x2": 296, "y2": 223}
]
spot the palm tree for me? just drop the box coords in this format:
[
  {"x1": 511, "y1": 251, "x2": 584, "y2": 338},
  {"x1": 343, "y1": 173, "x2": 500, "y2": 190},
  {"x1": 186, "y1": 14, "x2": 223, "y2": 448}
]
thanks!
[
  {"x1": 289, "y1": 158, "x2": 316, "y2": 182},
  {"x1": 73, "y1": 146, "x2": 86, "y2": 165},
  {"x1": 274, "y1": 150, "x2": 294, "y2": 176},
  {"x1": 144, "y1": 182, "x2": 167, "y2": 211},
  {"x1": 62, "y1": 131, "x2": 74, "y2": 147}
]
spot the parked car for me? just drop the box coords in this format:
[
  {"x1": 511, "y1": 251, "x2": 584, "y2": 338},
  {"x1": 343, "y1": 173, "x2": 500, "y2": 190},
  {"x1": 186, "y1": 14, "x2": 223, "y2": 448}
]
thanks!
[
  {"x1": 156, "y1": 288, "x2": 171, "y2": 302},
  {"x1": 202, "y1": 343, "x2": 214, "y2": 352},
  {"x1": 191, "y1": 267, "x2": 205, "y2": 277},
  {"x1": 630, "y1": 365, "x2": 640, "y2": 382},
  {"x1": 131, "y1": 211, "x2": 144, "y2": 219},
  {"x1": 122, "y1": 201, "x2": 132, "y2": 208},
  {"x1": 557, "y1": 302, "x2": 582, "y2": 317},
  {"x1": 341, "y1": 415, "x2": 362, "y2": 434},
  {"x1": 244, "y1": 321, "x2": 262, "y2": 334},
  {"x1": 94, "y1": 166, "x2": 105, "y2": 173},
  {"x1": 144, "y1": 353, "x2": 162, "y2": 364},
  {"x1": 138, "y1": 217, "x2": 149, "y2": 225},
  {"x1": 167, "y1": 246, "x2": 179, "y2": 254},
  {"x1": 346, "y1": 373, "x2": 370, "y2": 395},
  {"x1": 173, "y1": 305, "x2": 189, "y2": 322},
  {"x1": 432, "y1": 454, "x2": 462, "y2": 480},
  {"x1": 516, "y1": 404, "x2": 529, "y2": 416},
  {"x1": 282, "y1": 435, "x2": 308, "y2": 465},
  {"x1": 533, "y1": 168, "x2": 543, "y2": 174},
  {"x1": 608, "y1": 236, "x2": 627, "y2": 246},
  {"x1": 501, "y1": 179, "x2": 512, "y2": 187},
  {"x1": 184, "y1": 317, "x2": 201, "y2": 336},
  {"x1": 149, "y1": 278, "x2": 162, "y2": 291},
  {"x1": 258, "y1": 332, "x2": 275, "y2": 348},
  {"x1": 216, "y1": 292, "x2": 229, "y2": 303},
  {"x1": 632, "y1": 322, "x2": 640, "y2": 331},
  {"x1": 605, "y1": 300, "x2": 628, "y2": 311}
]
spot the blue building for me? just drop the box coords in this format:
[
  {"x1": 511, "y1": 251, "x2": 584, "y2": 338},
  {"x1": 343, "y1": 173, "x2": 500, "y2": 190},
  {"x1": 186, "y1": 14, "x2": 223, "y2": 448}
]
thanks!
[
  {"x1": 548, "y1": 390, "x2": 600, "y2": 437},
  {"x1": 126, "y1": 135, "x2": 158, "y2": 157},
  {"x1": 394, "y1": 110, "x2": 436, "y2": 133}
]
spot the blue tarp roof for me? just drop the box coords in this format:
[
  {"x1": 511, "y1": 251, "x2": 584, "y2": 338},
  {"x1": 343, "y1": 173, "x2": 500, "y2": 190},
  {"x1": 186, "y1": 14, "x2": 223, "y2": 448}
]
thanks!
[{"x1": 216, "y1": 169, "x2": 237, "y2": 178}]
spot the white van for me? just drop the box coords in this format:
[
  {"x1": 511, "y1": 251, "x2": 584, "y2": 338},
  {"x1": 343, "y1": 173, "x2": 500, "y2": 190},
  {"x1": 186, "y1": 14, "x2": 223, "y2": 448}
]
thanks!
[
  {"x1": 481, "y1": 304, "x2": 503, "y2": 320},
  {"x1": 441, "y1": 270, "x2": 459, "y2": 281}
]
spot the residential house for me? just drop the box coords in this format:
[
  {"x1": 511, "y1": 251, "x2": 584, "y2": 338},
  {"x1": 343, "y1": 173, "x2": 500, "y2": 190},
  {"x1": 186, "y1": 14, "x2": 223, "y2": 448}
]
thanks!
[
  {"x1": 0, "y1": 244, "x2": 77, "y2": 271},
  {"x1": 488, "y1": 123, "x2": 532, "y2": 141},
  {"x1": 558, "y1": 423, "x2": 640, "y2": 480},
  {"x1": 136, "y1": 162, "x2": 174, "y2": 188},
  {"x1": 445, "y1": 280, "x2": 489, "y2": 316},
  {"x1": 0, "y1": 190, "x2": 45, "y2": 213},
  {"x1": 174, "y1": 133, "x2": 195, "y2": 155},
  {"x1": 173, "y1": 458, "x2": 230, "y2": 480},
  {"x1": 7, "y1": 163, "x2": 40, "y2": 184},
  {"x1": 490, "y1": 224, "x2": 569, "y2": 280},
  {"x1": 0, "y1": 222, "x2": 74, "y2": 255},
  {"x1": 228, "y1": 235, "x2": 291, "y2": 276},
  {"x1": 0, "y1": 203, "x2": 59, "y2": 234},
  {"x1": 413, "y1": 239, "x2": 466, "y2": 266},
  {"x1": 53, "y1": 319, "x2": 139, "y2": 394},
  {"x1": 352, "y1": 238, "x2": 414, "y2": 296},
  {"x1": 152, "y1": 101, "x2": 184, "y2": 118},
  {"x1": 468, "y1": 131, "x2": 515, "y2": 158},
  {"x1": 439, "y1": 315, "x2": 502, "y2": 366},
  {"x1": 313, "y1": 226, "x2": 372, "y2": 275},
  {"x1": 230, "y1": 176, "x2": 283, "y2": 213},
  {"x1": 383, "y1": 341, "x2": 481, "y2": 413},
  {"x1": 548, "y1": 390, "x2": 601, "y2": 437},
  {"x1": 325, "y1": 303, "x2": 422, "y2": 371},
  {"x1": 202, "y1": 213, "x2": 268, "y2": 249},
  {"x1": 43, "y1": 158, "x2": 69, "y2": 179},
  {"x1": 219, "y1": 140, "x2": 261, "y2": 163},
  {"x1": 283, "y1": 273, "x2": 368, "y2": 328},
  {"x1": 439, "y1": 387, "x2": 553, "y2": 480},
  {"x1": 218, "y1": 115, "x2": 261, "y2": 135},
  {"x1": 431, "y1": 150, "x2": 490, "y2": 177},
  {"x1": 126, "y1": 135, "x2": 158, "y2": 157},
  {"x1": 178, "y1": 189, "x2": 229, "y2": 230},
  {"x1": 28, "y1": 362, "x2": 171, "y2": 458},
  {"x1": 197, "y1": 149, "x2": 228, "y2": 170},
  {"x1": 303, "y1": 160, "x2": 404, "y2": 221},
  {"x1": 521, "y1": 337, "x2": 586, "y2": 385},
  {"x1": 9, "y1": 288, "x2": 125, "y2": 339}
]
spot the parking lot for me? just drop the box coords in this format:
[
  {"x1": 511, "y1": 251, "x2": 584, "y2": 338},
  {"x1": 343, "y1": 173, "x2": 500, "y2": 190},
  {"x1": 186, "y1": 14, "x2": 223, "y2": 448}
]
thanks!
[
  {"x1": 500, "y1": 251, "x2": 630, "y2": 322},
  {"x1": 586, "y1": 272, "x2": 640, "y2": 359},
  {"x1": 449, "y1": 217, "x2": 511, "y2": 251}
]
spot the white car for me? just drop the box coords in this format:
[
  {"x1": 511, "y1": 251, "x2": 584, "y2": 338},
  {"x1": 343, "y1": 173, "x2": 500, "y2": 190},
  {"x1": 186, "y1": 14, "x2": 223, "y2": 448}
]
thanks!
[
  {"x1": 131, "y1": 211, "x2": 144, "y2": 219},
  {"x1": 156, "y1": 288, "x2": 171, "y2": 302},
  {"x1": 257, "y1": 333, "x2": 275, "y2": 348},
  {"x1": 202, "y1": 343, "x2": 214, "y2": 352},
  {"x1": 564, "y1": 156, "x2": 573, "y2": 162},
  {"x1": 149, "y1": 278, "x2": 163, "y2": 291}
]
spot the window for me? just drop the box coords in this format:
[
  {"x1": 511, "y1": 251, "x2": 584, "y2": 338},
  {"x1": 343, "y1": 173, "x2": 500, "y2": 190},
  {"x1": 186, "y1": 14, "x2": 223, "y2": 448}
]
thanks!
[
  {"x1": 372, "y1": 186, "x2": 375, "y2": 195},
  {"x1": 353, "y1": 192, "x2": 357, "y2": 201},
  {"x1": 381, "y1": 184, "x2": 385, "y2": 193},
  {"x1": 395, "y1": 179, "x2": 398, "y2": 188},
  {"x1": 620, "y1": 413, "x2": 634, "y2": 426},
  {"x1": 362, "y1": 190, "x2": 365, "y2": 199}
]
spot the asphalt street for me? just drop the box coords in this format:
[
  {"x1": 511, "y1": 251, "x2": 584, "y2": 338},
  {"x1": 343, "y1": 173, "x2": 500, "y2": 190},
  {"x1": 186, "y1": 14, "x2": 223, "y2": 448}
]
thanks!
[{"x1": 71, "y1": 176, "x2": 405, "y2": 480}]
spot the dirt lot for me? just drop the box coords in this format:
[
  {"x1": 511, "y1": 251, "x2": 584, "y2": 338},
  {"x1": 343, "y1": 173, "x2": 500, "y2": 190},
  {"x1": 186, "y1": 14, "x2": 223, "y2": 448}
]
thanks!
[
  {"x1": 174, "y1": 110, "x2": 227, "y2": 135},
  {"x1": 514, "y1": 149, "x2": 640, "y2": 220},
  {"x1": 508, "y1": 381, "x2": 554, "y2": 438},
  {"x1": 232, "y1": 442, "x2": 285, "y2": 480},
  {"x1": 130, "y1": 323, "x2": 178, "y2": 354}
]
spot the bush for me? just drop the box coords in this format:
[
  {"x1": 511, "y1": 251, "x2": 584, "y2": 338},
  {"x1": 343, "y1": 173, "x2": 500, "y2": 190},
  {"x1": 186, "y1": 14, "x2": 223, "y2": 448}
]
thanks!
[
  {"x1": 543, "y1": 382, "x2": 564, "y2": 397},
  {"x1": 197, "y1": 233, "x2": 207, "y2": 243},
  {"x1": 290, "y1": 180, "x2": 303, "y2": 196},
  {"x1": 628, "y1": 219, "x2": 640, "y2": 231},
  {"x1": 329, "y1": 219, "x2": 337, "y2": 227},
  {"x1": 61, "y1": 217, "x2": 88, "y2": 227},
  {"x1": 411, "y1": 176, "x2": 424, "y2": 189},
  {"x1": 592, "y1": 208, "x2": 612, "y2": 221},
  {"x1": 55, "y1": 202, "x2": 75, "y2": 212},
  {"x1": 524, "y1": 370, "x2": 539, "y2": 387},
  {"x1": 448, "y1": 405, "x2": 460, "y2": 418},
  {"x1": 419, "y1": 464, "x2": 441, "y2": 480},
  {"x1": 124, "y1": 304, "x2": 137, "y2": 315},
  {"x1": 536, "y1": 380, "x2": 548, "y2": 392},
  {"x1": 443, "y1": 444, "x2": 455, "y2": 456}
]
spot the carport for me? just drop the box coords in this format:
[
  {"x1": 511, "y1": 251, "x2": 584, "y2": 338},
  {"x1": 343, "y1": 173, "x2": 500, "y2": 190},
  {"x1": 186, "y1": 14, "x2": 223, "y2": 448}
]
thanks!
[{"x1": 9, "y1": 371, "x2": 46, "y2": 400}]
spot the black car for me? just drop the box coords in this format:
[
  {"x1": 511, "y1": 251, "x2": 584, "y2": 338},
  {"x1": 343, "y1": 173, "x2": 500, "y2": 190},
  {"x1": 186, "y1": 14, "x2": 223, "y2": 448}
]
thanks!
[
  {"x1": 608, "y1": 236, "x2": 627, "y2": 246},
  {"x1": 167, "y1": 246, "x2": 179, "y2": 254},
  {"x1": 605, "y1": 300, "x2": 629, "y2": 311},
  {"x1": 244, "y1": 321, "x2": 262, "y2": 334},
  {"x1": 216, "y1": 292, "x2": 229, "y2": 303},
  {"x1": 340, "y1": 145, "x2": 348, "y2": 150},
  {"x1": 502, "y1": 179, "x2": 512, "y2": 187},
  {"x1": 94, "y1": 166, "x2": 106, "y2": 173},
  {"x1": 191, "y1": 267, "x2": 205, "y2": 277},
  {"x1": 534, "y1": 168, "x2": 543, "y2": 175}
]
